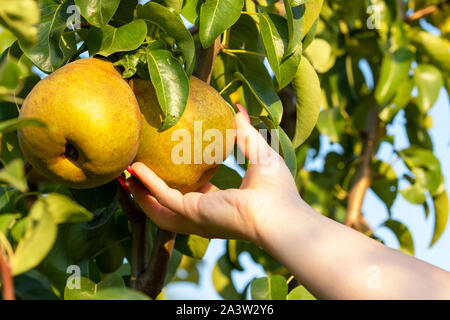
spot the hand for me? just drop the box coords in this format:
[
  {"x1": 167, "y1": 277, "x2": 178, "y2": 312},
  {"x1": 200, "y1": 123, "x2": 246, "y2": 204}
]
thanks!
[{"x1": 124, "y1": 110, "x2": 307, "y2": 245}]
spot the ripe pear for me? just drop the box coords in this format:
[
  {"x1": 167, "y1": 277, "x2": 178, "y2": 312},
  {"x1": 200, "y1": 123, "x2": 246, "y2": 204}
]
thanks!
[
  {"x1": 18, "y1": 58, "x2": 142, "y2": 189},
  {"x1": 131, "y1": 77, "x2": 236, "y2": 194}
]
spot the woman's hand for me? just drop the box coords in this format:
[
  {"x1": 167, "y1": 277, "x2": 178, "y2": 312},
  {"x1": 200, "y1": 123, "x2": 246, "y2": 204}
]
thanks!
[{"x1": 124, "y1": 109, "x2": 307, "y2": 245}]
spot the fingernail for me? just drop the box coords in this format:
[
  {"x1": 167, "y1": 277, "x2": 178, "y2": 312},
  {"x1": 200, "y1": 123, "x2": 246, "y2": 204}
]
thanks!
[
  {"x1": 127, "y1": 166, "x2": 138, "y2": 178},
  {"x1": 117, "y1": 176, "x2": 131, "y2": 193},
  {"x1": 236, "y1": 104, "x2": 250, "y2": 123}
]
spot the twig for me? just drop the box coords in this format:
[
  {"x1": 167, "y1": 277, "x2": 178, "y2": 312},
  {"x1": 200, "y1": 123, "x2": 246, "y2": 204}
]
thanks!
[
  {"x1": 193, "y1": 37, "x2": 222, "y2": 84},
  {"x1": 0, "y1": 245, "x2": 15, "y2": 300},
  {"x1": 345, "y1": 102, "x2": 378, "y2": 231},
  {"x1": 405, "y1": 0, "x2": 449, "y2": 22},
  {"x1": 117, "y1": 185, "x2": 149, "y2": 290},
  {"x1": 138, "y1": 229, "x2": 176, "y2": 299}
]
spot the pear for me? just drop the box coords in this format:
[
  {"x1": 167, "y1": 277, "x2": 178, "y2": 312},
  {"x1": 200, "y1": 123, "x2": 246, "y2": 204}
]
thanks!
[
  {"x1": 18, "y1": 58, "x2": 142, "y2": 189},
  {"x1": 131, "y1": 77, "x2": 236, "y2": 194}
]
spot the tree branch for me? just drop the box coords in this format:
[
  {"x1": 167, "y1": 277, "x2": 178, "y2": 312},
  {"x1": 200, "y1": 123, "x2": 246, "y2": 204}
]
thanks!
[
  {"x1": 117, "y1": 185, "x2": 149, "y2": 290},
  {"x1": 345, "y1": 102, "x2": 378, "y2": 232},
  {"x1": 0, "y1": 245, "x2": 15, "y2": 300},
  {"x1": 193, "y1": 37, "x2": 222, "y2": 84},
  {"x1": 405, "y1": 0, "x2": 449, "y2": 22},
  {"x1": 138, "y1": 229, "x2": 176, "y2": 299}
]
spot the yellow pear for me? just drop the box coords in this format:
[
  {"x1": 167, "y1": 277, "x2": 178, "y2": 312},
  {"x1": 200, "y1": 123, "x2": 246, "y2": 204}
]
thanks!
[
  {"x1": 131, "y1": 77, "x2": 236, "y2": 194},
  {"x1": 18, "y1": 58, "x2": 142, "y2": 189}
]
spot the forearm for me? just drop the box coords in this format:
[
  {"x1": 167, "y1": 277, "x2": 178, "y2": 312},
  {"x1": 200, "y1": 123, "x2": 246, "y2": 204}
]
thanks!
[{"x1": 258, "y1": 202, "x2": 450, "y2": 300}]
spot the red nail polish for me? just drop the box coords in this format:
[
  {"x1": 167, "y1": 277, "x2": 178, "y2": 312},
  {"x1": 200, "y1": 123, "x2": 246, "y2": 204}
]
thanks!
[
  {"x1": 117, "y1": 176, "x2": 131, "y2": 193},
  {"x1": 236, "y1": 104, "x2": 250, "y2": 123},
  {"x1": 127, "y1": 166, "x2": 138, "y2": 178}
]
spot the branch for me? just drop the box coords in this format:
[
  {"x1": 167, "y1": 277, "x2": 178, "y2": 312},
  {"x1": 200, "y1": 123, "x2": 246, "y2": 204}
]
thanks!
[
  {"x1": 0, "y1": 245, "x2": 15, "y2": 300},
  {"x1": 405, "y1": 0, "x2": 449, "y2": 22},
  {"x1": 345, "y1": 102, "x2": 378, "y2": 232},
  {"x1": 117, "y1": 185, "x2": 149, "y2": 290},
  {"x1": 193, "y1": 37, "x2": 222, "y2": 83},
  {"x1": 138, "y1": 229, "x2": 176, "y2": 299}
]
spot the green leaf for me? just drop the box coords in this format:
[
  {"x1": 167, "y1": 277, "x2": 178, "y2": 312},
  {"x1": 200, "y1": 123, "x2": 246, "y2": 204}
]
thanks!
[
  {"x1": 0, "y1": 56, "x2": 28, "y2": 95},
  {"x1": 414, "y1": 64, "x2": 443, "y2": 114},
  {"x1": 382, "y1": 219, "x2": 414, "y2": 256},
  {"x1": 379, "y1": 77, "x2": 413, "y2": 123},
  {"x1": 88, "y1": 287, "x2": 150, "y2": 300},
  {"x1": 136, "y1": 2, "x2": 196, "y2": 75},
  {"x1": 212, "y1": 255, "x2": 240, "y2": 299},
  {"x1": 283, "y1": 0, "x2": 305, "y2": 56},
  {"x1": 234, "y1": 72, "x2": 283, "y2": 125},
  {"x1": 164, "y1": 0, "x2": 184, "y2": 13},
  {"x1": 74, "y1": 0, "x2": 120, "y2": 28},
  {"x1": 400, "y1": 184, "x2": 427, "y2": 204},
  {"x1": 316, "y1": 107, "x2": 344, "y2": 143},
  {"x1": 399, "y1": 146, "x2": 443, "y2": 196},
  {"x1": 291, "y1": 56, "x2": 321, "y2": 147},
  {"x1": 88, "y1": 19, "x2": 147, "y2": 57},
  {"x1": 175, "y1": 234, "x2": 210, "y2": 259},
  {"x1": 145, "y1": 47, "x2": 190, "y2": 130},
  {"x1": 19, "y1": 0, "x2": 77, "y2": 72},
  {"x1": 0, "y1": 117, "x2": 45, "y2": 134},
  {"x1": 371, "y1": 160, "x2": 398, "y2": 210},
  {"x1": 0, "y1": 158, "x2": 27, "y2": 192},
  {"x1": 32, "y1": 193, "x2": 93, "y2": 225},
  {"x1": 64, "y1": 276, "x2": 96, "y2": 300},
  {"x1": 304, "y1": 38, "x2": 335, "y2": 73},
  {"x1": 375, "y1": 48, "x2": 413, "y2": 107},
  {"x1": 430, "y1": 190, "x2": 449, "y2": 247},
  {"x1": 0, "y1": 213, "x2": 19, "y2": 235},
  {"x1": 259, "y1": 13, "x2": 302, "y2": 89},
  {"x1": 410, "y1": 29, "x2": 450, "y2": 73},
  {"x1": 70, "y1": 180, "x2": 117, "y2": 212},
  {"x1": 181, "y1": 0, "x2": 201, "y2": 25},
  {"x1": 210, "y1": 165, "x2": 242, "y2": 189},
  {"x1": 199, "y1": 0, "x2": 244, "y2": 48},
  {"x1": 251, "y1": 275, "x2": 288, "y2": 300},
  {"x1": 0, "y1": 0, "x2": 39, "y2": 47},
  {"x1": 12, "y1": 200, "x2": 57, "y2": 275},
  {"x1": 287, "y1": 285, "x2": 316, "y2": 300},
  {"x1": 303, "y1": 0, "x2": 323, "y2": 37}
]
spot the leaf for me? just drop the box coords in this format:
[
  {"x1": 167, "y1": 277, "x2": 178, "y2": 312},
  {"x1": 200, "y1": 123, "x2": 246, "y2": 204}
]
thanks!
[
  {"x1": 70, "y1": 180, "x2": 117, "y2": 212},
  {"x1": 400, "y1": 184, "x2": 427, "y2": 204},
  {"x1": 303, "y1": 0, "x2": 323, "y2": 37},
  {"x1": 414, "y1": 64, "x2": 443, "y2": 114},
  {"x1": 234, "y1": 72, "x2": 283, "y2": 125},
  {"x1": 382, "y1": 219, "x2": 414, "y2": 256},
  {"x1": 88, "y1": 19, "x2": 147, "y2": 57},
  {"x1": 88, "y1": 287, "x2": 150, "y2": 300},
  {"x1": 375, "y1": 48, "x2": 413, "y2": 108},
  {"x1": 259, "y1": 13, "x2": 302, "y2": 89},
  {"x1": 0, "y1": 117, "x2": 46, "y2": 134},
  {"x1": 12, "y1": 200, "x2": 57, "y2": 275},
  {"x1": 287, "y1": 285, "x2": 316, "y2": 300},
  {"x1": 316, "y1": 107, "x2": 344, "y2": 143},
  {"x1": 136, "y1": 2, "x2": 196, "y2": 75},
  {"x1": 304, "y1": 38, "x2": 335, "y2": 73},
  {"x1": 199, "y1": 0, "x2": 244, "y2": 48},
  {"x1": 74, "y1": 0, "x2": 120, "y2": 28},
  {"x1": 399, "y1": 146, "x2": 443, "y2": 196},
  {"x1": 19, "y1": 0, "x2": 77, "y2": 73},
  {"x1": 0, "y1": 56, "x2": 28, "y2": 95},
  {"x1": 145, "y1": 47, "x2": 189, "y2": 130},
  {"x1": 409, "y1": 29, "x2": 450, "y2": 73},
  {"x1": 430, "y1": 190, "x2": 449, "y2": 247},
  {"x1": 32, "y1": 193, "x2": 93, "y2": 225},
  {"x1": 379, "y1": 77, "x2": 413, "y2": 123},
  {"x1": 0, "y1": 0, "x2": 39, "y2": 47},
  {"x1": 212, "y1": 255, "x2": 240, "y2": 299},
  {"x1": 283, "y1": 0, "x2": 305, "y2": 56},
  {"x1": 250, "y1": 275, "x2": 288, "y2": 300},
  {"x1": 64, "y1": 276, "x2": 96, "y2": 300},
  {"x1": 371, "y1": 160, "x2": 398, "y2": 210},
  {"x1": 0, "y1": 158, "x2": 27, "y2": 192},
  {"x1": 291, "y1": 56, "x2": 321, "y2": 147},
  {"x1": 210, "y1": 165, "x2": 242, "y2": 189},
  {"x1": 164, "y1": 0, "x2": 184, "y2": 13},
  {"x1": 109, "y1": 0, "x2": 138, "y2": 27},
  {"x1": 175, "y1": 234, "x2": 210, "y2": 259}
]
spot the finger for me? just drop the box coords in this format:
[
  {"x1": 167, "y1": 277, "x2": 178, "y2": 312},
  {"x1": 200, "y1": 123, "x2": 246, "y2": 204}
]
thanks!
[
  {"x1": 128, "y1": 162, "x2": 186, "y2": 214},
  {"x1": 235, "y1": 111, "x2": 279, "y2": 165},
  {"x1": 126, "y1": 177, "x2": 187, "y2": 232}
]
